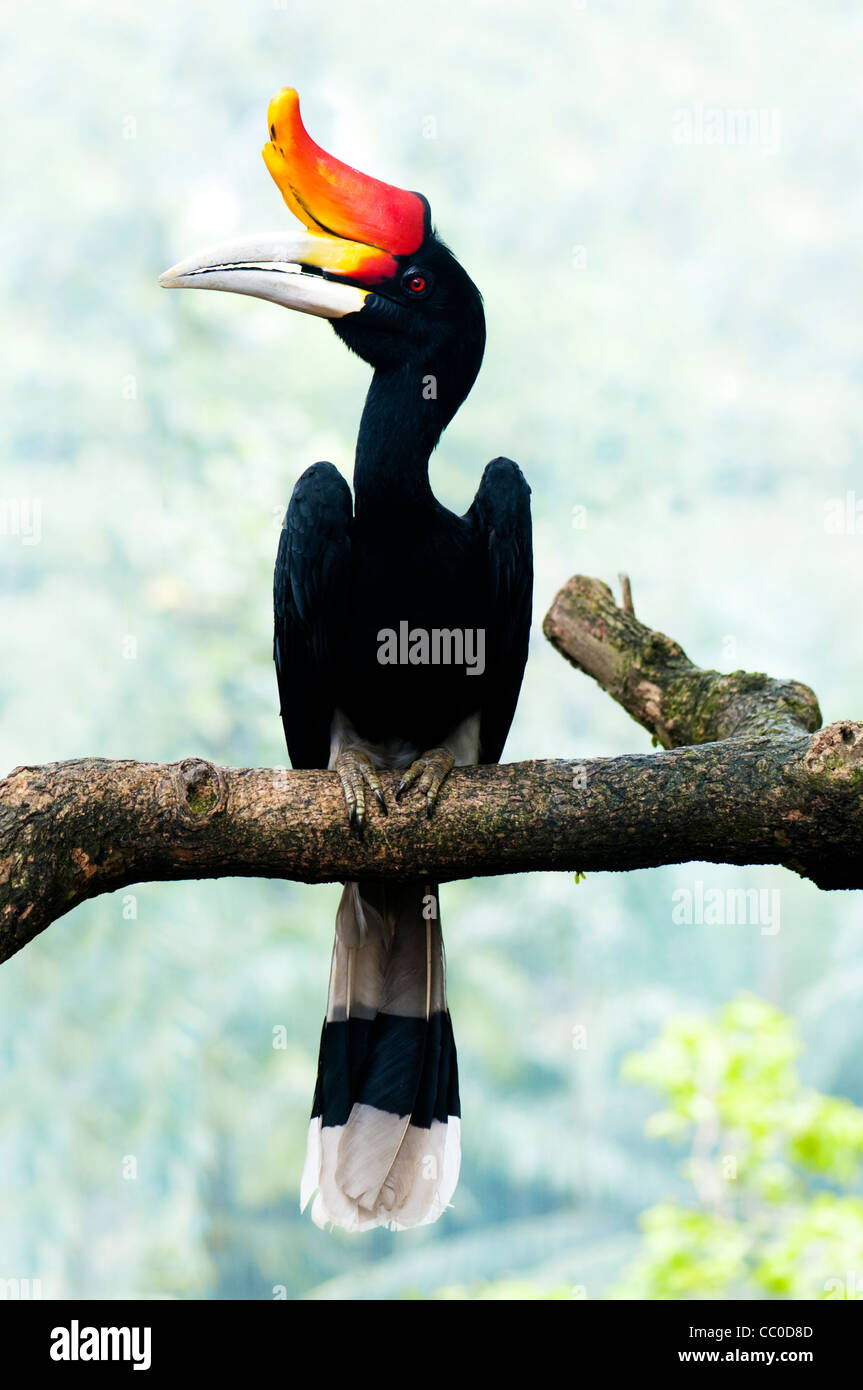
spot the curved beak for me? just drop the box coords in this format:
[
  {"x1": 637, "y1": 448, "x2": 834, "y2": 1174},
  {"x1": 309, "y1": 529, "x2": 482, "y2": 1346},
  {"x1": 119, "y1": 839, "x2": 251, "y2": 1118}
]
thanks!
[
  {"x1": 159, "y1": 229, "x2": 396, "y2": 319},
  {"x1": 159, "y1": 87, "x2": 429, "y2": 320}
]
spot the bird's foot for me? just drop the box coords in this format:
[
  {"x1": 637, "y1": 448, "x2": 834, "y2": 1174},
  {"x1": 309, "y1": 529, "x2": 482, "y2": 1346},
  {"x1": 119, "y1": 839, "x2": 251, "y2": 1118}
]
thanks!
[
  {"x1": 334, "y1": 748, "x2": 387, "y2": 836},
  {"x1": 395, "y1": 747, "x2": 455, "y2": 819}
]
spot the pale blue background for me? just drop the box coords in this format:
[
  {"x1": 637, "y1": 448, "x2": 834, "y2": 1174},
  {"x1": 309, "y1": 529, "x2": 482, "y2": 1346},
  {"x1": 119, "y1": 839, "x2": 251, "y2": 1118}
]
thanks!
[{"x1": 1, "y1": 0, "x2": 861, "y2": 1297}]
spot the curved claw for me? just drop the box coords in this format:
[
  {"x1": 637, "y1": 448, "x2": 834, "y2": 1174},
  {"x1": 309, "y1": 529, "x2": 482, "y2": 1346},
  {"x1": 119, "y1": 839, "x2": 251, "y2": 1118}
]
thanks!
[
  {"x1": 395, "y1": 747, "x2": 455, "y2": 818},
  {"x1": 335, "y1": 748, "x2": 387, "y2": 835}
]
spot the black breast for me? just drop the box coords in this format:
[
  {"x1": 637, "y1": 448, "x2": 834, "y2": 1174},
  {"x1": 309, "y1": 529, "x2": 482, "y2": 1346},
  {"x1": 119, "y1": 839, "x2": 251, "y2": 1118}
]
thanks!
[{"x1": 336, "y1": 503, "x2": 487, "y2": 750}]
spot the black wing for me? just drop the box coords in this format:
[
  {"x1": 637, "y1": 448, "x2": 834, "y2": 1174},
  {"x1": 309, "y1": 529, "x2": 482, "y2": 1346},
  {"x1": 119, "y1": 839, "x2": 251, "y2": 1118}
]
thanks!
[
  {"x1": 273, "y1": 461, "x2": 352, "y2": 770},
  {"x1": 466, "y1": 456, "x2": 533, "y2": 764}
]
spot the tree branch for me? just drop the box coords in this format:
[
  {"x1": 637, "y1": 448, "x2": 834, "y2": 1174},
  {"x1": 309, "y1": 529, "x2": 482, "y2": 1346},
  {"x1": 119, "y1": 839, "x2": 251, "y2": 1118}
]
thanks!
[
  {"x1": 2, "y1": 574, "x2": 861, "y2": 964},
  {"x1": 543, "y1": 573, "x2": 822, "y2": 746}
]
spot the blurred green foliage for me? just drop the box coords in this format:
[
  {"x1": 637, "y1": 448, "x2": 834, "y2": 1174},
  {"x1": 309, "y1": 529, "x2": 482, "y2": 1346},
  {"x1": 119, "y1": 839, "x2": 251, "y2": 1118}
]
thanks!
[
  {"x1": 1, "y1": 0, "x2": 862, "y2": 1299},
  {"x1": 612, "y1": 998, "x2": 863, "y2": 1299}
]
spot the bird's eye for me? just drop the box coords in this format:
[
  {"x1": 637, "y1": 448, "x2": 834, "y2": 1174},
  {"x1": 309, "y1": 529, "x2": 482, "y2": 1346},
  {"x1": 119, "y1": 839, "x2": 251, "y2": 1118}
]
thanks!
[{"x1": 402, "y1": 267, "x2": 433, "y2": 298}]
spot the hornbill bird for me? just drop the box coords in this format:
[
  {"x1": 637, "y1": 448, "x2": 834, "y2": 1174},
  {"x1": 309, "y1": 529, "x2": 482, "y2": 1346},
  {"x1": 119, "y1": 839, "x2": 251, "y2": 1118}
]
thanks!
[{"x1": 160, "y1": 89, "x2": 532, "y2": 1230}]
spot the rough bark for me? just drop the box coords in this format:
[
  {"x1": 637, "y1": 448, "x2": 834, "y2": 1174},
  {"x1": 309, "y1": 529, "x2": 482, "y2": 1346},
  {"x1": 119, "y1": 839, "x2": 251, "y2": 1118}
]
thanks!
[
  {"x1": 543, "y1": 574, "x2": 822, "y2": 746},
  {"x1": 1, "y1": 574, "x2": 860, "y2": 964}
]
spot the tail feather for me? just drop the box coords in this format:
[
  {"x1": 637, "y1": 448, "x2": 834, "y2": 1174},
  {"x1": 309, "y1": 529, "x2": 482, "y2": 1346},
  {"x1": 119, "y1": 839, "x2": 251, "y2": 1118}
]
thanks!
[{"x1": 302, "y1": 879, "x2": 461, "y2": 1231}]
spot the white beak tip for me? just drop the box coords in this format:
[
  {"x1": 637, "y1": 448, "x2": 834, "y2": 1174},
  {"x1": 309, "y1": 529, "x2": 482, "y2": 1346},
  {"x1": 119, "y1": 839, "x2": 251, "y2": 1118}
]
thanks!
[{"x1": 154, "y1": 235, "x2": 369, "y2": 318}]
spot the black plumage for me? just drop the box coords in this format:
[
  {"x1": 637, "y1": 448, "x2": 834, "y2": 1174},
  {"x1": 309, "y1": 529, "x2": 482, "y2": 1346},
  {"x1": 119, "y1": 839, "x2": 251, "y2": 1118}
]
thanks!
[
  {"x1": 273, "y1": 454, "x2": 532, "y2": 772},
  {"x1": 274, "y1": 233, "x2": 532, "y2": 775},
  {"x1": 275, "y1": 231, "x2": 532, "y2": 1230},
  {"x1": 161, "y1": 88, "x2": 533, "y2": 1230}
]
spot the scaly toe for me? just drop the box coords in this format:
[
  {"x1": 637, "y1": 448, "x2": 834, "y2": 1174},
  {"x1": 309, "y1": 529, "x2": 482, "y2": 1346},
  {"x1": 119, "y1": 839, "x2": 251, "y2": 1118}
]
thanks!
[
  {"x1": 335, "y1": 748, "x2": 387, "y2": 834},
  {"x1": 395, "y1": 748, "x2": 455, "y2": 817}
]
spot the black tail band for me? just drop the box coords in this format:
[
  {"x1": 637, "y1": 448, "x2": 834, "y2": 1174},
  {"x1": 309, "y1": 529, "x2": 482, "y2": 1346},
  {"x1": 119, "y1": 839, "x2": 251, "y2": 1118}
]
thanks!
[{"x1": 312, "y1": 1009, "x2": 460, "y2": 1128}]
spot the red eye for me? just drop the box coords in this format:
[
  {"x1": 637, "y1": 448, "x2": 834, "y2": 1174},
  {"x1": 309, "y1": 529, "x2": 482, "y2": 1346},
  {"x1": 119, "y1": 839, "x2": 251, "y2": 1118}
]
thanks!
[{"x1": 401, "y1": 266, "x2": 433, "y2": 297}]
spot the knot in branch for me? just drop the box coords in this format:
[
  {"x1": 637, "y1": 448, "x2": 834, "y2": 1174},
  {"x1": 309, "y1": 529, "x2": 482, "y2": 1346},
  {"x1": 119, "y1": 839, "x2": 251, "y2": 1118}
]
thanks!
[
  {"x1": 173, "y1": 759, "x2": 226, "y2": 823},
  {"x1": 803, "y1": 722, "x2": 863, "y2": 781}
]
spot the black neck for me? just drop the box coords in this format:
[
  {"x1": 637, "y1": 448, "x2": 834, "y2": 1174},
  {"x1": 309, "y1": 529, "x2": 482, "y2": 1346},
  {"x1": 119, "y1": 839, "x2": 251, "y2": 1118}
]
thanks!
[{"x1": 353, "y1": 363, "x2": 451, "y2": 516}]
